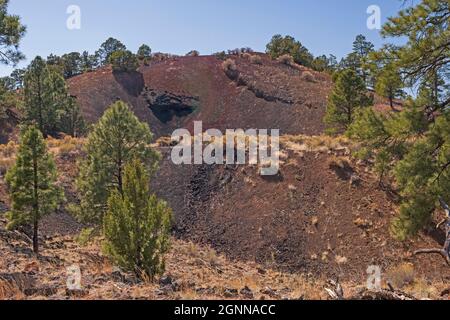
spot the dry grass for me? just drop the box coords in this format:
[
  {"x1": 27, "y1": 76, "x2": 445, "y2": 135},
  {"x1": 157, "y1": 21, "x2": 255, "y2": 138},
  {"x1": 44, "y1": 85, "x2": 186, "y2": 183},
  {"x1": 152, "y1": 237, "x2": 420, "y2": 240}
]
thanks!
[
  {"x1": 277, "y1": 54, "x2": 294, "y2": 66},
  {"x1": 0, "y1": 141, "x2": 17, "y2": 175},
  {"x1": 222, "y1": 58, "x2": 237, "y2": 72},
  {"x1": 47, "y1": 136, "x2": 84, "y2": 156},
  {"x1": 280, "y1": 135, "x2": 350, "y2": 155},
  {"x1": 328, "y1": 156, "x2": 350, "y2": 169},
  {"x1": 301, "y1": 71, "x2": 316, "y2": 82},
  {"x1": 0, "y1": 141, "x2": 17, "y2": 158},
  {"x1": 242, "y1": 52, "x2": 252, "y2": 60},
  {"x1": 0, "y1": 158, "x2": 14, "y2": 175},
  {"x1": 386, "y1": 263, "x2": 415, "y2": 289},
  {"x1": 249, "y1": 55, "x2": 262, "y2": 65},
  {"x1": 0, "y1": 279, "x2": 23, "y2": 300}
]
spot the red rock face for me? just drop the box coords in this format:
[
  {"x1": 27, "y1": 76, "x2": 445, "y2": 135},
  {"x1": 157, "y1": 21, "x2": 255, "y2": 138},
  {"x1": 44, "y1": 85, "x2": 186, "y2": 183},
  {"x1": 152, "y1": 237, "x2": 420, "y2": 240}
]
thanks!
[{"x1": 67, "y1": 54, "x2": 333, "y2": 138}]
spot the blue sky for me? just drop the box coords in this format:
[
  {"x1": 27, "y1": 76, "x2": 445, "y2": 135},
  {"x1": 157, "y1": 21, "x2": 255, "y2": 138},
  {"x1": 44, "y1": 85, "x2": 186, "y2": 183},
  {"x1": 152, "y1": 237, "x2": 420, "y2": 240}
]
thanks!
[{"x1": 0, "y1": 0, "x2": 407, "y2": 76}]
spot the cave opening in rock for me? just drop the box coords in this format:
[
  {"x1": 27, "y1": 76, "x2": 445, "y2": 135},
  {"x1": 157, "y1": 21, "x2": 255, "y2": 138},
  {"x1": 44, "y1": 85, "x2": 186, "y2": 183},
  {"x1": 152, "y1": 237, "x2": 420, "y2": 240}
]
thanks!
[{"x1": 143, "y1": 88, "x2": 199, "y2": 123}]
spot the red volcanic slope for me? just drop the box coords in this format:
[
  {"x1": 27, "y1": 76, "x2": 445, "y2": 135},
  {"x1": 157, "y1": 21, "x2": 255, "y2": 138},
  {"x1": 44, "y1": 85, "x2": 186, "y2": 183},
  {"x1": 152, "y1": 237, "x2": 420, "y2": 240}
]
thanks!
[{"x1": 68, "y1": 54, "x2": 333, "y2": 137}]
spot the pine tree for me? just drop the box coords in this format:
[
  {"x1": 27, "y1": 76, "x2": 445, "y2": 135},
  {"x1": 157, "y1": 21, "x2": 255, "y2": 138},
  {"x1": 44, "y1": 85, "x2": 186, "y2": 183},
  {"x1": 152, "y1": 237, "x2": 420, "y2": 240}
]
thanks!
[
  {"x1": 103, "y1": 159, "x2": 172, "y2": 279},
  {"x1": 75, "y1": 101, "x2": 160, "y2": 224},
  {"x1": 95, "y1": 37, "x2": 127, "y2": 66},
  {"x1": 109, "y1": 50, "x2": 139, "y2": 72},
  {"x1": 23, "y1": 56, "x2": 79, "y2": 137},
  {"x1": 0, "y1": 0, "x2": 26, "y2": 66},
  {"x1": 324, "y1": 69, "x2": 373, "y2": 134},
  {"x1": 0, "y1": 77, "x2": 21, "y2": 118},
  {"x1": 137, "y1": 44, "x2": 152, "y2": 60},
  {"x1": 349, "y1": 0, "x2": 449, "y2": 239},
  {"x1": 266, "y1": 34, "x2": 314, "y2": 67},
  {"x1": 57, "y1": 96, "x2": 86, "y2": 137},
  {"x1": 5, "y1": 125, "x2": 63, "y2": 254},
  {"x1": 374, "y1": 63, "x2": 404, "y2": 110},
  {"x1": 352, "y1": 34, "x2": 374, "y2": 85}
]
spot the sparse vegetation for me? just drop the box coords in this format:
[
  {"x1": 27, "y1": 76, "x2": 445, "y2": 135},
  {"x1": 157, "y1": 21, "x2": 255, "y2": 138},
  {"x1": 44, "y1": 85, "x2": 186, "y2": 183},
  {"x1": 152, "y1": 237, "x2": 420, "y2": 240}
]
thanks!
[
  {"x1": 249, "y1": 55, "x2": 262, "y2": 65},
  {"x1": 386, "y1": 263, "x2": 415, "y2": 289},
  {"x1": 277, "y1": 54, "x2": 294, "y2": 66},
  {"x1": 186, "y1": 50, "x2": 200, "y2": 57},
  {"x1": 0, "y1": 0, "x2": 449, "y2": 302},
  {"x1": 301, "y1": 71, "x2": 315, "y2": 82},
  {"x1": 222, "y1": 58, "x2": 239, "y2": 80}
]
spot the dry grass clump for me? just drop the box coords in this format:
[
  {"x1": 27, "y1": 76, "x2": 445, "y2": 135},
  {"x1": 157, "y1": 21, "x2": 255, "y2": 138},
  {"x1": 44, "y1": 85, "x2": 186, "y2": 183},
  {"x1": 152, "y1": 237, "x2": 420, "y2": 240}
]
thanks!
[
  {"x1": 47, "y1": 135, "x2": 83, "y2": 156},
  {"x1": 250, "y1": 55, "x2": 262, "y2": 65},
  {"x1": 281, "y1": 135, "x2": 351, "y2": 155},
  {"x1": 0, "y1": 279, "x2": 23, "y2": 300},
  {"x1": 386, "y1": 263, "x2": 415, "y2": 289},
  {"x1": 0, "y1": 158, "x2": 14, "y2": 175},
  {"x1": 328, "y1": 156, "x2": 350, "y2": 169},
  {"x1": 277, "y1": 54, "x2": 294, "y2": 66},
  {"x1": 301, "y1": 71, "x2": 316, "y2": 82},
  {"x1": 222, "y1": 58, "x2": 237, "y2": 72},
  {"x1": 222, "y1": 58, "x2": 239, "y2": 80},
  {"x1": 186, "y1": 50, "x2": 200, "y2": 57},
  {"x1": 242, "y1": 52, "x2": 252, "y2": 60},
  {"x1": 0, "y1": 141, "x2": 17, "y2": 175},
  {"x1": 0, "y1": 141, "x2": 16, "y2": 158},
  {"x1": 155, "y1": 136, "x2": 178, "y2": 147}
]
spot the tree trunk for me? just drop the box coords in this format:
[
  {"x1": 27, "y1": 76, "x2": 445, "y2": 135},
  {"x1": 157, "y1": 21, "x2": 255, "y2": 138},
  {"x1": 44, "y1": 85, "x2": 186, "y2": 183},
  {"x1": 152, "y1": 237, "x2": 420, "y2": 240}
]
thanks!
[
  {"x1": 33, "y1": 218, "x2": 39, "y2": 255},
  {"x1": 389, "y1": 96, "x2": 394, "y2": 110},
  {"x1": 32, "y1": 149, "x2": 39, "y2": 255}
]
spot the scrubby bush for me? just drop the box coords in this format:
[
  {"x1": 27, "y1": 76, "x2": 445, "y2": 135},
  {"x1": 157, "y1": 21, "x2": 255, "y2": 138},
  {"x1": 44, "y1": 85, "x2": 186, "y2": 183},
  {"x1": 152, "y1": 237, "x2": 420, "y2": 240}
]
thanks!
[
  {"x1": 301, "y1": 71, "x2": 315, "y2": 82},
  {"x1": 222, "y1": 59, "x2": 236, "y2": 71},
  {"x1": 250, "y1": 55, "x2": 262, "y2": 65},
  {"x1": 214, "y1": 51, "x2": 227, "y2": 60},
  {"x1": 186, "y1": 50, "x2": 200, "y2": 57},
  {"x1": 277, "y1": 54, "x2": 294, "y2": 66},
  {"x1": 222, "y1": 58, "x2": 238, "y2": 80},
  {"x1": 0, "y1": 141, "x2": 16, "y2": 158},
  {"x1": 109, "y1": 50, "x2": 139, "y2": 72}
]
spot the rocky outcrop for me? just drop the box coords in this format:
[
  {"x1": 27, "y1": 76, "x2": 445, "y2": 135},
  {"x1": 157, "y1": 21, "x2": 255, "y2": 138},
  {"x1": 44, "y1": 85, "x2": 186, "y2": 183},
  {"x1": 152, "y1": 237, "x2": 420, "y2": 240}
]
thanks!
[{"x1": 142, "y1": 88, "x2": 199, "y2": 124}]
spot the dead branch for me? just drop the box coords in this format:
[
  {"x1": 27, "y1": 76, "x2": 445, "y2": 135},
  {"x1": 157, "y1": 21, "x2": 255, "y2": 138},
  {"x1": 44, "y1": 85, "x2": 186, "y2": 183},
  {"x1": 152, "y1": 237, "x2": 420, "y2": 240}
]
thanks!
[{"x1": 413, "y1": 197, "x2": 450, "y2": 266}]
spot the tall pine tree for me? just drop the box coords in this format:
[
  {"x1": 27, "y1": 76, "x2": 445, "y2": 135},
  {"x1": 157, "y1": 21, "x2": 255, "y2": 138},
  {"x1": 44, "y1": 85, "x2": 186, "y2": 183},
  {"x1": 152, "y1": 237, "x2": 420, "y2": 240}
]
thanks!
[
  {"x1": 74, "y1": 101, "x2": 160, "y2": 224},
  {"x1": 349, "y1": 0, "x2": 449, "y2": 239},
  {"x1": 23, "y1": 56, "x2": 85, "y2": 137},
  {"x1": 5, "y1": 125, "x2": 63, "y2": 254},
  {"x1": 324, "y1": 69, "x2": 373, "y2": 134},
  {"x1": 374, "y1": 63, "x2": 404, "y2": 110}
]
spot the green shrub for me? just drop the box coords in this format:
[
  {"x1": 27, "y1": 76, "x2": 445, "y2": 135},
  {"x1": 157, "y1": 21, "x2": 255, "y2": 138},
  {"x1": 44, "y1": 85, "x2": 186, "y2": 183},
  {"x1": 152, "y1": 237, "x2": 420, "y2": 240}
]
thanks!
[{"x1": 103, "y1": 159, "x2": 172, "y2": 279}]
